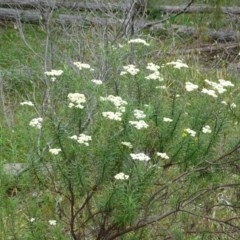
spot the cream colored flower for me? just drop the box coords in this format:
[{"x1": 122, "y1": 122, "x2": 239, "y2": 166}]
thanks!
[
  {"x1": 128, "y1": 38, "x2": 150, "y2": 46},
  {"x1": 114, "y1": 172, "x2": 129, "y2": 180}
]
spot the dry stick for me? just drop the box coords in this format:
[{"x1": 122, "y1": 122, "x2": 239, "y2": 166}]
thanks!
[
  {"x1": 0, "y1": 74, "x2": 13, "y2": 128},
  {"x1": 123, "y1": 0, "x2": 138, "y2": 36},
  {"x1": 167, "y1": 42, "x2": 240, "y2": 55},
  {"x1": 15, "y1": 18, "x2": 42, "y2": 59},
  {"x1": 107, "y1": 209, "x2": 179, "y2": 240},
  {"x1": 156, "y1": 5, "x2": 240, "y2": 15},
  {"x1": 0, "y1": 0, "x2": 126, "y2": 12},
  {"x1": 141, "y1": 0, "x2": 195, "y2": 29},
  {"x1": 1, "y1": 7, "x2": 239, "y2": 43},
  {"x1": 2, "y1": 1, "x2": 240, "y2": 15},
  {"x1": 180, "y1": 209, "x2": 240, "y2": 231}
]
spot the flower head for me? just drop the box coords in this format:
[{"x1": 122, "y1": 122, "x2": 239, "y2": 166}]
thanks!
[
  {"x1": 120, "y1": 64, "x2": 139, "y2": 76},
  {"x1": 204, "y1": 79, "x2": 226, "y2": 94},
  {"x1": 218, "y1": 79, "x2": 234, "y2": 87},
  {"x1": 156, "y1": 85, "x2": 167, "y2": 89},
  {"x1": 146, "y1": 62, "x2": 160, "y2": 71},
  {"x1": 29, "y1": 117, "x2": 43, "y2": 129},
  {"x1": 230, "y1": 103, "x2": 237, "y2": 109},
  {"x1": 91, "y1": 79, "x2": 103, "y2": 85},
  {"x1": 48, "y1": 220, "x2": 57, "y2": 226},
  {"x1": 69, "y1": 134, "x2": 92, "y2": 146},
  {"x1": 183, "y1": 128, "x2": 196, "y2": 137},
  {"x1": 156, "y1": 152, "x2": 169, "y2": 159},
  {"x1": 185, "y1": 82, "x2": 199, "y2": 92},
  {"x1": 201, "y1": 88, "x2": 218, "y2": 98},
  {"x1": 29, "y1": 218, "x2": 35, "y2": 223},
  {"x1": 166, "y1": 59, "x2": 188, "y2": 69},
  {"x1": 100, "y1": 95, "x2": 127, "y2": 112},
  {"x1": 121, "y1": 141, "x2": 133, "y2": 149},
  {"x1": 130, "y1": 153, "x2": 150, "y2": 162},
  {"x1": 20, "y1": 101, "x2": 34, "y2": 106},
  {"x1": 145, "y1": 71, "x2": 163, "y2": 81},
  {"x1": 44, "y1": 69, "x2": 63, "y2": 77},
  {"x1": 114, "y1": 172, "x2": 129, "y2": 180},
  {"x1": 163, "y1": 117, "x2": 173, "y2": 122},
  {"x1": 128, "y1": 38, "x2": 150, "y2": 46},
  {"x1": 133, "y1": 109, "x2": 146, "y2": 119},
  {"x1": 102, "y1": 111, "x2": 122, "y2": 121},
  {"x1": 49, "y1": 148, "x2": 62, "y2": 155},
  {"x1": 202, "y1": 125, "x2": 211, "y2": 134},
  {"x1": 129, "y1": 120, "x2": 149, "y2": 129},
  {"x1": 68, "y1": 93, "x2": 86, "y2": 109},
  {"x1": 73, "y1": 62, "x2": 94, "y2": 71}
]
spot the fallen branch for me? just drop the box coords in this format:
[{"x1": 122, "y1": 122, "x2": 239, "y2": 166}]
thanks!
[
  {"x1": 167, "y1": 42, "x2": 239, "y2": 55},
  {"x1": 156, "y1": 5, "x2": 240, "y2": 15},
  {"x1": 1, "y1": 1, "x2": 240, "y2": 16},
  {"x1": 0, "y1": 7, "x2": 119, "y2": 25},
  {"x1": 0, "y1": 0, "x2": 126, "y2": 12},
  {"x1": 148, "y1": 23, "x2": 240, "y2": 42},
  {"x1": 0, "y1": 7, "x2": 239, "y2": 42},
  {"x1": 0, "y1": 7, "x2": 40, "y2": 23}
]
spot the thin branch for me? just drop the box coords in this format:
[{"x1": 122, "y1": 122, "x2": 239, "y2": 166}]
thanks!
[
  {"x1": 141, "y1": 0, "x2": 195, "y2": 29},
  {"x1": 107, "y1": 209, "x2": 178, "y2": 240},
  {"x1": 180, "y1": 209, "x2": 240, "y2": 230}
]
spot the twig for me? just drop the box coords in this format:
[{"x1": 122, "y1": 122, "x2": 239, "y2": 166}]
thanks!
[{"x1": 141, "y1": 0, "x2": 195, "y2": 29}]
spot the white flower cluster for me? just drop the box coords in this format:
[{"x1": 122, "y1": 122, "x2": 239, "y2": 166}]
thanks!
[
  {"x1": 163, "y1": 117, "x2": 173, "y2": 122},
  {"x1": 73, "y1": 62, "x2": 94, "y2": 71},
  {"x1": 114, "y1": 172, "x2": 129, "y2": 180},
  {"x1": 133, "y1": 109, "x2": 146, "y2": 119},
  {"x1": 129, "y1": 109, "x2": 148, "y2": 129},
  {"x1": 202, "y1": 125, "x2": 211, "y2": 134},
  {"x1": 48, "y1": 220, "x2": 57, "y2": 226},
  {"x1": 145, "y1": 71, "x2": 163, "y2": 81},
  {"x1": 20, "y1": 101, "x2": 34, "y2": 106},
  {"x1": 121, "y1": 141, "x2": 133, "y2": 149},
  {"x1": 100, "y1": 95, "x2": 128, "y2": 113},
  {"x1": 44, "y1": 69, "x2": 63, "y2": 77},
  {"x1": 156, "y1": 85, "x2": 166, "y2": 89},
  {"x1": 44, "y1": 69, "x2": 63, "y2": 82},
  {"x1": 156, "y1": 152, "x2": 169, "y2": 159},
  {"x1": 91, "y1": 79, "x2": 103, "y2": 85},
  {"x1": 100, "y1": 95, "x2": 127, "y2": 121},
  {"x1": 165, "y1": 59, "x2": 188, "y2": 69},
  {"x1": 120, "y1": 64, "x2": 140, "y2": 76},
  {"x1": 204, "y1": 79, "x2": 226, "y2": 94},
  {"x1": 130, "y1": 153, "x2": 150, "y2": 162},
  {"x1": 201, "y1": 79, "x2": 234, "y2": 98},
  {"x1": 49, "y1": 148, "x2": 62, "y2": 155},
  {"x1": 184, "y1": 128, "x2": 196, "y2": 137},
  {"x1": 230, "y1": 103, "x2": 237, "y2": 109},
  {"x1": 102, "y1": 111, "x2": 122, "y2": 121},
  {"x1": 29, "y1": 117, "x2": 43, "y2": 129},
  {"x1": 129, "y1": 120, "x2": 149, "y2": 129},
  {"x1": 185, "y1": 82, "x2": 199, "y2": 92},
  {"x1": 145, "y1": 62, "x2": 163, "y2": 81},
  {"x1": 68, "y1": 93, "x2": 86, "y2": 109},
  {"x1": 201, "y1": 88, "x2": 218, "y2": 98},
  {"x1": 218, "y1": 79, "x2": 234, "y2": 87},
  {"x1": 146, "y1": 63, "x2": 160, "y2": 72},
  {"x1": 29, "y1": 218, "x2": 35, "y2": 222},
  {"x1": 69, "y1": 133, "x2": 92, "y2": 146},
  {"x1": 128, "y1": 38, "x2": 150, "y2": 46}
]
